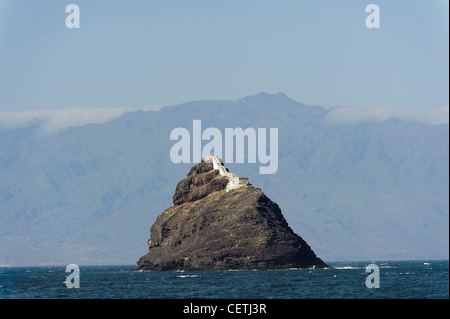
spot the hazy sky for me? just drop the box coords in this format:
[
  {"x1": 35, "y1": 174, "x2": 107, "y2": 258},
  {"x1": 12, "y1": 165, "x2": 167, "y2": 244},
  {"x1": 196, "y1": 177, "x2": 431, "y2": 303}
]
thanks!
[{"x1": 0, "y1": 0, "x2": 448, "y2": 115}]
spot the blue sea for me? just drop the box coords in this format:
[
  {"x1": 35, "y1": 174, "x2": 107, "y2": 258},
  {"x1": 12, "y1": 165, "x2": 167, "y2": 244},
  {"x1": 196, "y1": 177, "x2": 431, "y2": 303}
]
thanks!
[{"x1": 0, "y1": 260, "x2": 448, "y2": 299}]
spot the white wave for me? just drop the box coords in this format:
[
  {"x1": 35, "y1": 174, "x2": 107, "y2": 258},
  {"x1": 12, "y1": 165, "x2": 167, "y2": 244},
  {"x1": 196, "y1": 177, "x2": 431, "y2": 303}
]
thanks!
[{"x1": 176, "y1": 275, "x2": 199, "y2": 278}]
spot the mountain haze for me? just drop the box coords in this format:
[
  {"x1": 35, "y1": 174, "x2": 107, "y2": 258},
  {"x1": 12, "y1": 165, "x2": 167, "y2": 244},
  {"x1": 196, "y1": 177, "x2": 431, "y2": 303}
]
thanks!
[{"x1": 0, "y1": 93, "x2": 448, "y2": 265}]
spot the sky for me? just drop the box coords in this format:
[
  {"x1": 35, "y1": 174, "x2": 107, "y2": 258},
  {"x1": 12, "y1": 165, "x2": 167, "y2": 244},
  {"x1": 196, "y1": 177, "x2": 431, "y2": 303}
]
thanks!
[{"x1": 0, "y1": 1, "x2": 448, "y2": 126}]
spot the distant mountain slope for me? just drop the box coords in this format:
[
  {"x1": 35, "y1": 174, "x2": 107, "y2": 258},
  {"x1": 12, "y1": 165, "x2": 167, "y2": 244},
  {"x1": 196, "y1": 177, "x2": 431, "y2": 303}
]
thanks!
[{"x1": 0, "y1": 93, "x2": 448, "y2": 265}]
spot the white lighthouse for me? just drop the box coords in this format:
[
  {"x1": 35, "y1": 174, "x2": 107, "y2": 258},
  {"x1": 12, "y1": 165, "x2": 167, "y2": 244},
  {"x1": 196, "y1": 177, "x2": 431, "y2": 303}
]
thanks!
[{"x1": 203, "y1": 154, "x2": 250, "y2": 192}]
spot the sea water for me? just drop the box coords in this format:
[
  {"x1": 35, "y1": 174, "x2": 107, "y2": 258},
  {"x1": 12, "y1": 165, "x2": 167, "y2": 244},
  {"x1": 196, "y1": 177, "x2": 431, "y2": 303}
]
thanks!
[{"x1": 0, "y1": 260, "x2": 448, "y2": 299}]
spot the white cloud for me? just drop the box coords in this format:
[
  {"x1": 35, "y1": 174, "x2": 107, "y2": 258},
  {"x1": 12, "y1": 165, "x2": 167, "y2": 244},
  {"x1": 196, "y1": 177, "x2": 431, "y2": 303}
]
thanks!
[
  {"x1": 324, "y1": 105, "x2": 449, "y2": 125},
  {"x1": 0, "y1": 106, "x2": 164, "y2": 133},
  {"x1": 0, "y1": 104, "x2": 448, "y2": 134}
]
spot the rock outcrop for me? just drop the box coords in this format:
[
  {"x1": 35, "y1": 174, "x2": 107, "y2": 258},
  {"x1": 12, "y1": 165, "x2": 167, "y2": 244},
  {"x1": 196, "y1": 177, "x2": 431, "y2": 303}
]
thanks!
[{"x1": 137, "y1": 160, "x2": 327, "y2": 270}]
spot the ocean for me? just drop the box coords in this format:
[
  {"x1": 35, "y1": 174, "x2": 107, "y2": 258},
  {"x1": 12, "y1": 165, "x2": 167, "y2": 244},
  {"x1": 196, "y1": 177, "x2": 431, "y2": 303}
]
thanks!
[{"x1": 0, "y1": 260, "x2": 448, "y2": 299}]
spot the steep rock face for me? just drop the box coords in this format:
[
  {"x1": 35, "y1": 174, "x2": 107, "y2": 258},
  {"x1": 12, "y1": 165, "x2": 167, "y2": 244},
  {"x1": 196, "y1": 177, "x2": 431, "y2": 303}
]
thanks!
[{"x1": 137, "y1": 162, "x2": 327, "y2": 270}]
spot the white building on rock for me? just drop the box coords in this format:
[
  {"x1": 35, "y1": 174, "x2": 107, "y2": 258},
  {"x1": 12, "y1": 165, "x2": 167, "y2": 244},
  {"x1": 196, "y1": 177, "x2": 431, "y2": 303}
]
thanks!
[{"x1": 203, "y1": 154, "x2": 250, "y2": 192}]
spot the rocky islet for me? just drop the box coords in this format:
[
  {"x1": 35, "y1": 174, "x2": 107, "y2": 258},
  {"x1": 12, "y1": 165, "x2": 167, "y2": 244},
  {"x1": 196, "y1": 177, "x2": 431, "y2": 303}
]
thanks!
[{"x1": 137, "y1": 160, "x2": 327, "y2": 270}]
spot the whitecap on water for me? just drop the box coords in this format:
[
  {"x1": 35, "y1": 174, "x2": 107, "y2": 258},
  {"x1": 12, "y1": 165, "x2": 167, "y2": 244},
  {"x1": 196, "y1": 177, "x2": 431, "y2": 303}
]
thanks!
[{"x1": 176, "y1": 275, "x2": 199, "y2": 278}]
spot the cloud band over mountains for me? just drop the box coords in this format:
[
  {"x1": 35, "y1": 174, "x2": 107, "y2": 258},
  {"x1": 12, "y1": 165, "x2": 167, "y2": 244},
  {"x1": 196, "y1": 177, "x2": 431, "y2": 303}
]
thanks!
[
  {"x1": 0, "y1": 106, "x2": 164, "y2": 133},
  {"x1": 0, "y1": 101, "x2": 448, "y2": 134},
  {"x1": 324, "y1": 104, "x2": 449, "y2": 126}
]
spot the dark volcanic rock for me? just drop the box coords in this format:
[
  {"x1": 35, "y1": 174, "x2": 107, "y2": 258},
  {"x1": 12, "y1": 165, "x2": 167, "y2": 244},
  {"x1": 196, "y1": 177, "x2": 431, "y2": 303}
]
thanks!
[
  {"x1": 137, "y1": 162, "x2": 327, "y2": 270},
  {"x1": 172, "y1": 161, "x2": 229, "y2": 205}
]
